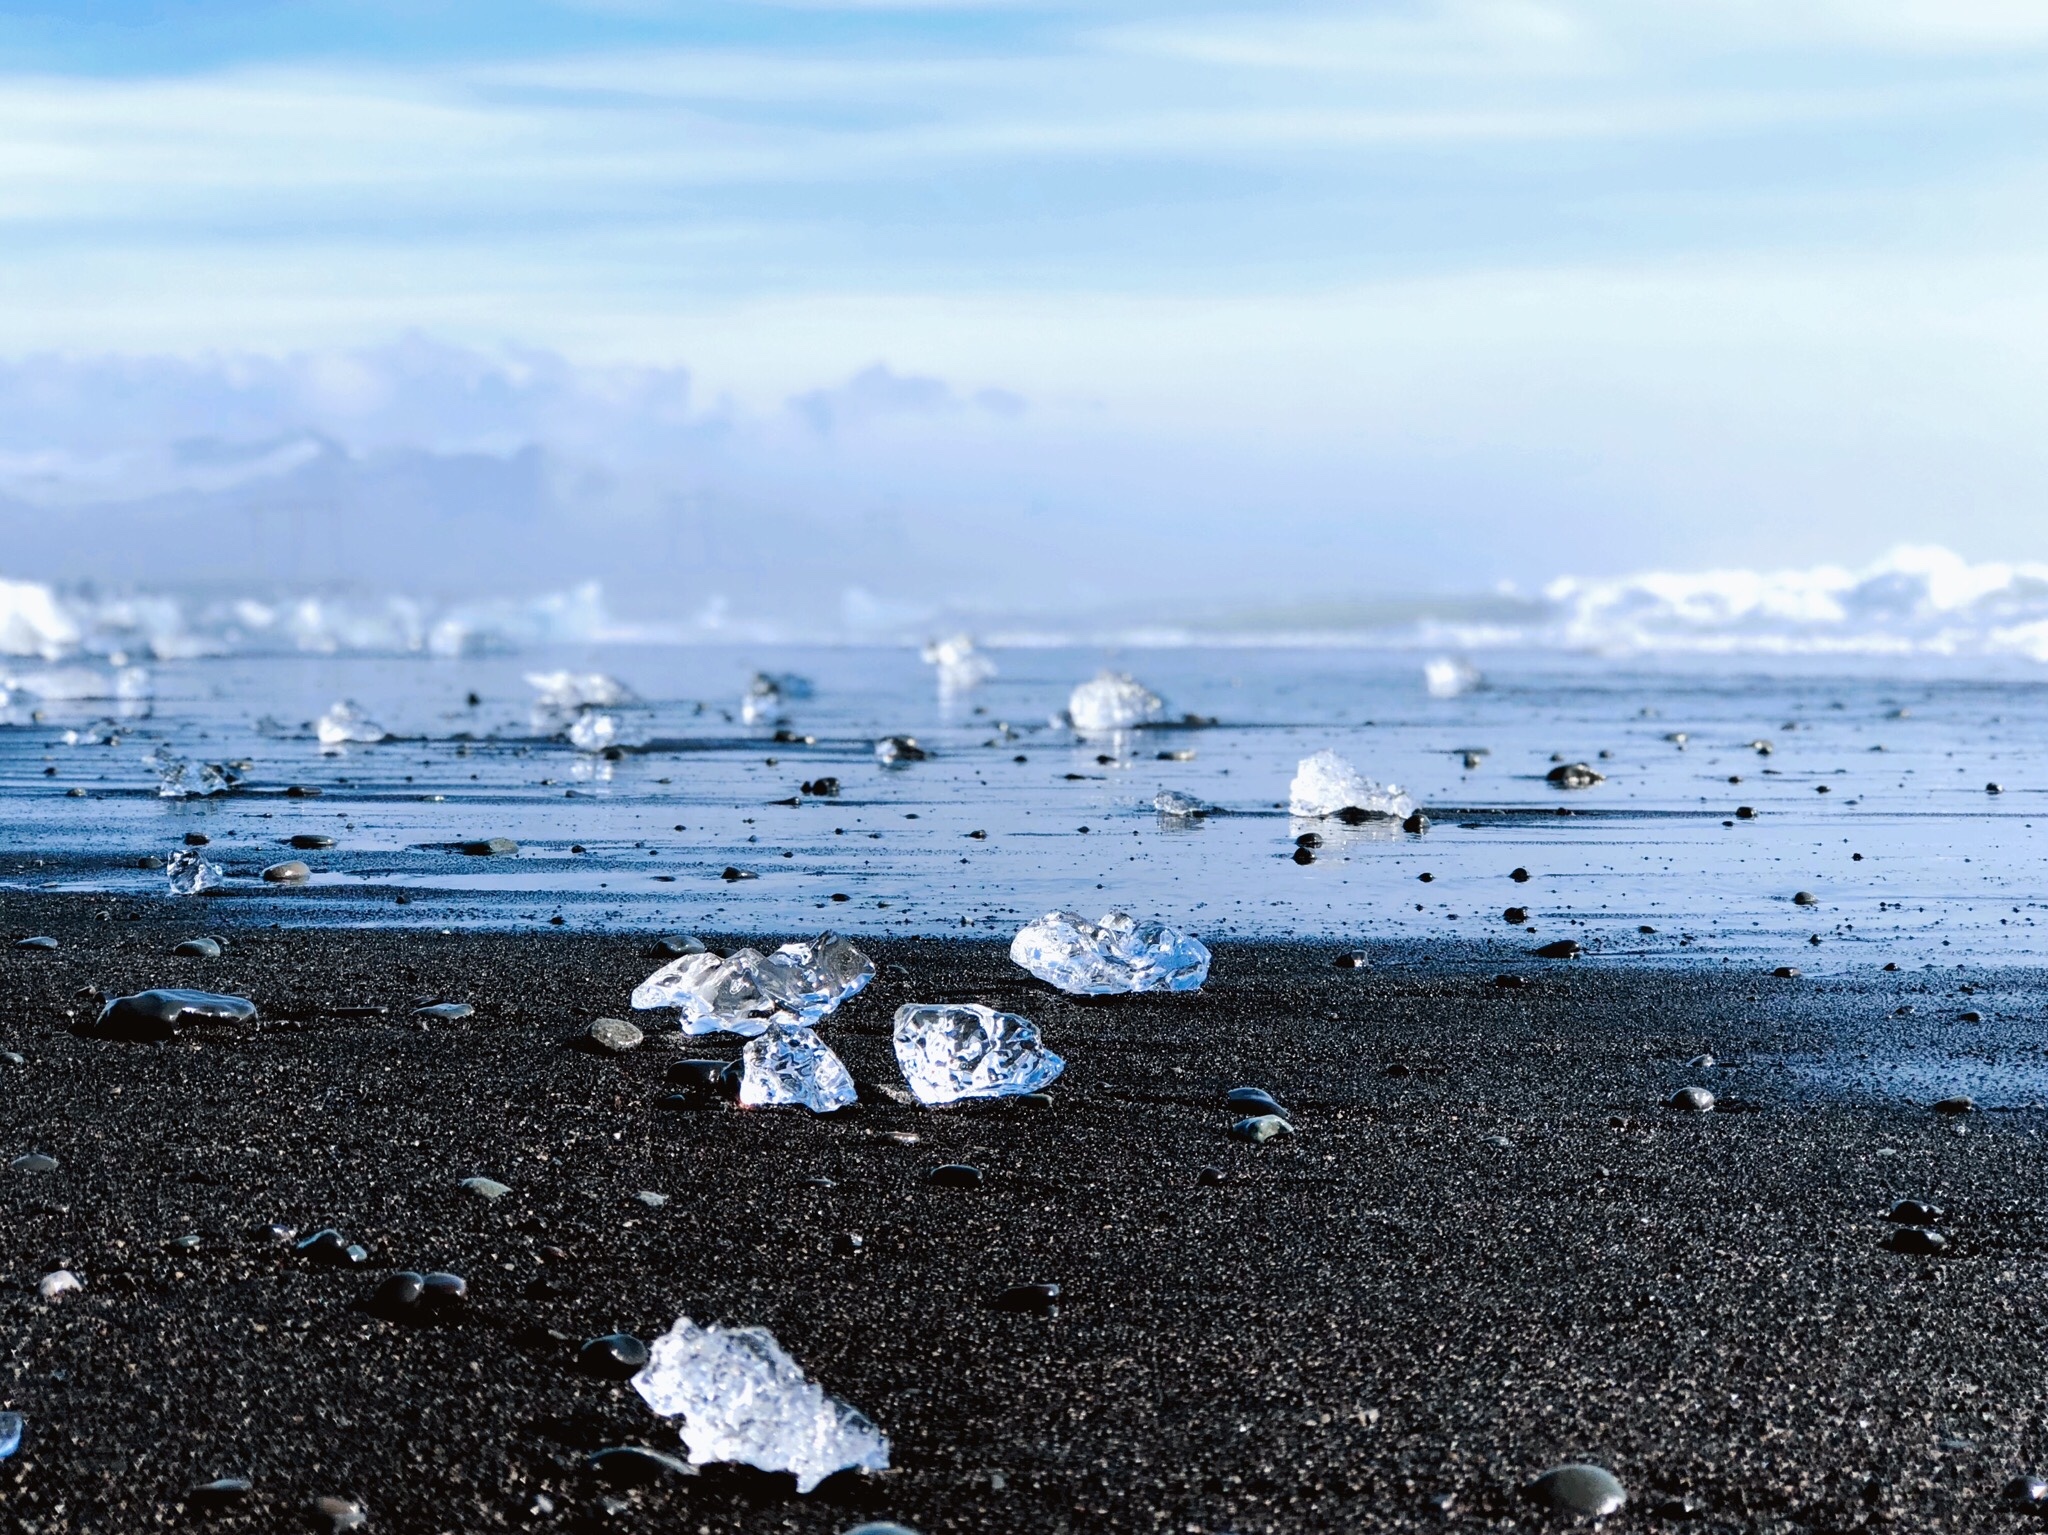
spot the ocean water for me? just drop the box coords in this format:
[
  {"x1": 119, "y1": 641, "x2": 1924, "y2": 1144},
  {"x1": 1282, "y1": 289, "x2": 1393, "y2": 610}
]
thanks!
[{"x1": 3, "y1": 638, "x2": 2046, "y2": 972}]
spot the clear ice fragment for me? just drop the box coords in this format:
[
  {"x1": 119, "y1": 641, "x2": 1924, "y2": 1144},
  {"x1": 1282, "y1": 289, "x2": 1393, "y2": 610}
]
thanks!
[
  {"x1": 145, "y1": 745, "x2": 228, "y2": 799},
  {"x1": 0, "y1": 1410, "x2": 21, "y2": 1461},
  {"x1": 921, "y1": 634, "x2": 995, "y2": 692},
  {"x1": 167, "y1": 848, "x2": 224, "y2": 895},
  {"x1": 893, "y1": 1003, "x2": 1065, "y2": 1106},
  {"x1": 316, "y1": 699, "x2": 388, "y2": 746},
  {"x1": 526, "y1": 671, "x2": 637, "y2": 709},
  {"x1": 1288, "y1": 750, "x2": 1416, "y2": 820},
  {"x1": 1068, "y1": 672, "x2": 1164, "y2": 732},
  {"x1": 1152, "y1": 789, "x2": 1209, "y2": 817},
  {"x1": 742, "y1": 671, "x2": 814, "y2": 724},
  {"x1": 739, "y1": 1023, "x2": 857, "y2": 1112},
  {"x1": 632, "y1": 1315, "x2": 889, "y2": 1493},
  {"x1": 568, "y1": 712, "x2": 619, "y2": 752},
  {"x1": 1009, "y1": 911, "x2": 1210, "y2": 995},
  {"x1": 631, "y1": 932, "x2": 874, "y2": 1036},
  {"x1": 1422, "y1": 657, "x2": 1480, "y2": 698}
]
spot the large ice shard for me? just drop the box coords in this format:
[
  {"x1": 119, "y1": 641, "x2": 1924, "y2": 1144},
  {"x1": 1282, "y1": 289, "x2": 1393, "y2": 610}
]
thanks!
[
  {"x1": 526, "y1": 671, "x2": 636, "y2": 710},
  {"x1": 739, "y1": 1023, "x2": 857, "y2": 1112},
  {"x1": 316, "y1": 700, "x2": 388, "y2": 747},
  {"x1": 1010, "y1": 911, "x2": 1210, "y2": 995},
  {"x1": 921, "y1": 634, "x2": 995, "y2": 692},
  {"x1": 1423, "y1": 657, "x2": 1480, "y2": 698},
  {"x1": 893, "y1": 1003, "x2": 1065, "y2": 1106},
  {"x1": 144, "y1": 746, "x2": 228, "y2": 799},
  {"x1": 632, "y1": 933, "x2": 874, "y2": 1036},
  {"x1": 632, "y1": 1316, "x2": 889, "y2": 1493},
  {"x1": 1068, "y1": 672, "x2": 1164, "y2": 732},
  {"x1": 1288, "y1": 750, "x2": 1416, "y2": 820},
  {"x1": 568, "y1": 711, "x2": 620, "y2": 752},
  {"x1": 167, "y1": 848, "x2": 224, "y2": 895},
  {"x1": 1152, "y1": 789, "x2": 1209, "y2": 818}
]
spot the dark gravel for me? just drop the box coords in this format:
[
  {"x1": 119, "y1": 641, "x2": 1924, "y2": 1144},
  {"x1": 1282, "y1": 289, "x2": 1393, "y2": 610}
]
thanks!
[{"x1": 4, "y1": 892, "x2": 2048, "y2": 1532}]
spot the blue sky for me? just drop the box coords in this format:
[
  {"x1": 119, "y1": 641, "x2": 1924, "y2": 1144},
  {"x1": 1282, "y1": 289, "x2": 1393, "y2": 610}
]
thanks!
[{"x1": 4, "y1": 1, "x2": 2048, "y2": 605}]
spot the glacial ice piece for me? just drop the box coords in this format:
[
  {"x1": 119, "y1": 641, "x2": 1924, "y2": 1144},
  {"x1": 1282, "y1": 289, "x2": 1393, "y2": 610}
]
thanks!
[
  {"x1": 167, "y1": 848, "x2": 224, "y2": 895},
  {"x1": 1010, "y1": 911, "x2": 1210, "y2": 995},
  {"x1": 0, "y1": 1410, "x2": 20, "y2": 1461},
  {"x1": 893, "y1": 1003, "x2": 1065, "y2": 1106},
  {"x1": 742, "y1": 671, "x2": 814, "y2": 725},
  {"x1": 316, "y1": 699, "x2": 388, "y2": 746},
  {"x1": 526, "y1": 671, "x2": 637, "y2": 710},
  {"x1": 1152, "y1": 789, "x2": 1209, "y2": 818},
  {"x1": 739, "y1": 1023, "x2": 857, "y2": 1112},
  {"x1": 568, "y1": 712, "x2": 619, "y2": 752},
  {"x1": 1287, "y1": 750, "x2": 1416, "y2": 820},
  {"x1": 145, "y1": 746, "x2": 228, "y2": 800},
  {"x1": 922, "y1": 634, "x2": 995, "y2": 692},
  {"x1": 1068, "y1": 672, "x2": 1164, "y2": 733},
  {"x1": 632, "y1": 933, "x2": 874, "y2": 1036},
  {"x1": 632, "y1": 1315, "x2": 889, "y2": 1493},
  {"x1": 62, "y1": 718, "x2": 123, "y2": 747},
  {"x1": 1423, "y1": 657, "x2": 1480, "y2": 698}
]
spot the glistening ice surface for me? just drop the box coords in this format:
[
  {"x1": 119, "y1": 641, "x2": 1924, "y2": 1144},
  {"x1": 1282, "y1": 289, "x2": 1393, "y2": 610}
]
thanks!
[{"x1": 5, "y1": 644, "x2": 2048, "y2": 971}]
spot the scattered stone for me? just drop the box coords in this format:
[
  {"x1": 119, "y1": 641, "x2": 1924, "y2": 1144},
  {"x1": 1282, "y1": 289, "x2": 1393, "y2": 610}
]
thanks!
[
  {"x1": 1687, "y1": 1054, "x2": 1715, "y2": 1069},
  {"x1": 1510, "y1": 867, "x2": 1531, "y2": 882},
  {"x1": 927, "y1": 1163, "x2": 984, "y2": 1189},
  {"x1": 1494, "y1": 973, "x2": 1526, "y2": 988},
  {"x1": 1197, "y1": 1165, "x2": 1227, "y2": 1186},
  {"x1": 14, "y1": 935, "x2": 57, "y2": 950},
  {"x1": 1545, "y1": 762, "x2": 1604, "y2": 789},
  {"x1": 262, "y1": 860, "x2": 312, "y2": 883},
  {"x1": 82, "y1": 988, "x2": 257, "y2": 1042},
  {"x1": 290, "y1": 833, "x2": 337, "y2": 850},
  {"x1": 587, "y1": 1445, "x2": 696, "y2": 1487},
  {"x1": 1793, "y1": 890, "x2": 1818, "y2": 906},
  {"x1": 992, "y1": 1282, "x2": 1061, "y2": 1316},
  {"x1": 187, "y1": 1478, "x2": 253, "y2": 1509},
  {"x1": 875, "y1": 735, "x2": 929, "y2": 763},
  {"x1": 1773, "y1": 966, "x2": 1801, "y2": 978},
  {"x1": 1932, "y1": 1096, "x2": 1975, "y2": 1115},
  {"x1": 1503, "y1": 906, "x2": 1529, "y2": 924},
  {"x1": 184, "y1": 831, "x2": 211, "y2": 845},
  {"x1": 720, "y1": 866, "x2": 756, "y2": 882},
  {"x1": 460, "y1": 1176, "x2": 512, "y2": 1201},
  {"x1": 1333, "y1": 950, "x2": 1369, "y2": 969},
  {"x1": 1225, "y1": 1086, "x2": 1288, "y2": 1117},
  {"x1": 1987, "y1": 782, "x2": 2003, "y2": 794},
  {"x1": 1961, "y1": 1009, "x2": 1983, "y2": 1023},
  {"x1": 1534, "y1": 940, "x2": 1582, "y2": 959},
  {"x1": 296, "y1": 1229, "x2": 370, "y2": 1267},
  {"x1": 1402, "y1": 808, "x2": 1431, "y2": 834},
  {"x1": 1735, "y1": 805, "x2": 1756, "y2": 818},
  {"x1": 832, "y1": 1232, "x2": 864, "y2": 1257},
  {"x1": 2005, "y1": 1476, "x2": 2048, "y2": 1509},
  {"x1": 585, "y1": 1017, "x2": 644, "y2": 1053},
  {"x1": 579, "y1": 1333, "x2": 651, "y2": 1380},
  {"x1": 457, "y1": 837, "x2": 518, "y2": 856},
  {"x1": 1527, "y1": 1463, "x2": 1627, "y2": 1518},
  {"x1": 1884, "y1": 1227, "x2": 1948, "y2": 1255},
  {"x1": 172, "y1": 936, "x2": 222, "y2": 958},
  {"x1": 666, "y1": 1058, "x2": 743, "y2": 1098},
  {"x1": 38, "y1": 1270, "x2": 83, "y2": 1301},
  {"x1": 10, "y1": 1152, "x2": 58, "y2": 1173},
  {"x1": 413, "y1": 1002, "x2": 472, "y2": 1020},
  {"x1": 1228, "y1": 1114, "x2": 1293, "y2": 1144},
  {"x1": 1018, "y1": 1092, "x2": 1054, "y2": 1109},
  {"x1": 314, "y1": 1494, "x2": 369, "y2": 1532},
  {"x1": 1291, "y1": 845, "x2": 1316, "y2": 865},
  {"x1": 653, "y1": 935, "x2": 708, "y2": 958},
  {"x1": 1667, "y1": 1087, "x2": 1716, "y2": 1113},
  {"x1": 1887, "y1": 1199, "x2": 1944, "y2": 1224}
]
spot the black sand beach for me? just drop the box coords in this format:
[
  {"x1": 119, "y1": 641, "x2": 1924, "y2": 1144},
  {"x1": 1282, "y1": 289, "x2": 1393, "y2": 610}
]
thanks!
[{"x1": 4, "y1": 891, "x2": 2047, "y2": 1532}]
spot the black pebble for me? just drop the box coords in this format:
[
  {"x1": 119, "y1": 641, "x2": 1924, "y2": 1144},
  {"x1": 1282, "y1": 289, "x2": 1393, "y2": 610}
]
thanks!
[
  {"x1": 653, "y1": 935, "x2": 707, "y2": 958},
  {"x1": 289, "y1": 834, "x2": 336, "y2": 850},
  {"x1": 578, "y1": 1333, "x2": 649, "y2": 1380},
  {"x1": 587, "y1": 1446, "x2": 694, "y2": 1486},
  {"x1": 296, "y1": 1229, "x2": 370, "y2": 1268},
  {"x1": 832, "y1": 1231, "x2": 864, "y2": 1257},
  {"x1": 362, "y1": 1271, "x2": 426, "y2": 1319},
  {"x1": 184, "y1": 832, "x2": 211, "y2": 845},
  {"x1": 927, "y1": 1163, "x2": 984, "y2": 1189},
  {"x1": 1884, "y1": 1227, "x2": 1947, "y2": 1255},
  {"x1": 1402, "y1": 810, "x2": 1428, "y2": 833},
  {"x1": 992, "y1": 1282, "x2": 1061, "y2": 1316},
  {"x1": 666, "y1": 1059, "x2": 742, "y2": 1098},
  {"x1": 1294, "y1": 832, "x2": 1322, "y2": 849},
  {"x1": 1887, "y1": 1199, "x2": 1944, "y2": 1225},
  {"x1": 1494, "y1": 973, "x2": 1526, "y2": 988},
  {"x1": 1503, "y1": 906, "x2": 1529, "y2": 924},
  {"x1": 2005, "y1": 1476, "x2": 2048, "y2": 1508},
  {"x1": 1291, "y1": 846, "x2": 1315, "y2": 865},
  {"x1": 1225, "y1": 1086, "x2": 1287, "y2": 1116},
  {"x1": 1333, "y1": 950, "x2": 1369, "y2": 969},
  {"x1": 1534, "y1": 940, "x2": 1582, "y2": 959},
  {"x1": 1197, "y1": 1165, "x2": 1227, "y2": 1186},
  {"x1": 1510, "y1": 867, "x2": 1531, "y2": 882}
]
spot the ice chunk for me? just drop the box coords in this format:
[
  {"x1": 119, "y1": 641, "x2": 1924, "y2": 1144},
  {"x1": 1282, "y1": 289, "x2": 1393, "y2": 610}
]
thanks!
[
  {"x1": 1288, "y1": 750, "x2": 1416, "y2": 820},
  {"x1": 1152, "y1": 789, "x2": 1209, "y2": 818},
  {"x1": 317, "y1": 699, "x2": 388, "y2": 747},
  {"x1": 632, "y1": 933, "x2": 874, "y2": 1036},
  {"x1": 144, "y1": 745, "x2": 228, "y2": 800},
  {"x1": 739, "y1": 1023, "x2": 857, "y2": 1112},
  {"x1": 526, "y1": 671, "x2": 637, "y2": 710},
  {"x1": 921, "y1": 634, "x2": 995, "y2": 692},
  {"x1": 632, "y1": 1315, "x2": 889, "y2": 1493},
  {"x1": 1423, "y1": 657, "x2": 1480, "y2": 698},
  {"x1": 568, "y1": 711, "x2": 619, "y2": 752},
  {"x1": 167, "y1": 849, "x2": 224, "y2": 896},
  {"x1": 1010, "y1": 911, "x2": 1210, "y2": 995},
  {"x1": 893, "y1": 1003, "x2": 1065, "y2": 1106},
  {"x1": 1068, "y1": 672, "x2": 1164, "y2": 732},
  {"x1": 742, "y1": 671, "x2": 814, "y2": 724},
  {"x1": 62, "y1": 718, "x2": 123, "y2": 747},
  {"x1": 0, "y1": 1410, "x2": 21, "y2": 1461}
]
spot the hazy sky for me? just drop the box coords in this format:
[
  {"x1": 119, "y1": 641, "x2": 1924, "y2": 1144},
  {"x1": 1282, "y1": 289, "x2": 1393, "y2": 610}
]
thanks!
[{"x1": 4, "y1": 1, "x2": 2048, "y2": 605}]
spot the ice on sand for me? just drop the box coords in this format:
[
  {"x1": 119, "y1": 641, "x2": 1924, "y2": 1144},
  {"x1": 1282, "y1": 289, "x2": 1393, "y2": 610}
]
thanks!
[
  {"x1": 1288, "y1": 750, "x2": 1416, "y2": 820},
  {"x1": 1010, "y1": 911, "x2": 1210, "y2": 995},
  {"x1": 632, "y1": 933, "x2": 875, "y2": 1036},
  {"x1": 893, "y1": 1003, "x2": 1065, "y2": 1106},
  {"x1": 1152, "y1": 789, "x2": 1209, "y2": 817},
  {"x1": 922, "y1": 634, "x2": 995, "y2": 692},
  {"x1": 1068, "y1": 672, "x2": 1164, "y2": 732},
  {"x1": 742, "y1": 671, "x2": 814, "y2": 724},
  {"x1": 316, "y1": 700, "x2": 388, "y2": 746},
  {"x1": 1423, "y1": 657, "x2": 1480, "y2": 698},
  {"x1": 145, "y1": 745, "x2": 228, "y2": 800},
  {"x1": 167, "y1": 848, "x2": 224, "y2": 896},
  {"x1": 739, "y1": 1023, "x2": 858, "y2": 1112},
  {"x1": 526, "y1": 671, "x2": 636, "y2": 710},
  {"x1": 568, "y1": 712, "x2": 620, "y2": 752},
  {"x1": 633, "y1": 1316, "x2": 889, "y2": 1493}
]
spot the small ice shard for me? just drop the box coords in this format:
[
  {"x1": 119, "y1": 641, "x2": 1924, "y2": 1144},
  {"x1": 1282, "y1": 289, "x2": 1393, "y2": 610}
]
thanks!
[
  {"x1": 167, "y1": 848, "x2": 224, "y2": 895},
  {"x1": 1068, "y1": 672, "x2": 1164, "y2": 733},
  {"x1": 632, "y1": 1315, "x2": 889, "y2": 1493},
  {"x1": 1287, "y1": 750, "x2": 1416, "y2": 821},
  {"x1": 0, "y1": 1410, "x2": 21, "y2": 1461},
  {"x1": 316, "y1": 699, "x2": 387, "y2": 747},
  {"x1": 742, "y1": 671, "x2": 814, "y2": 724},
  {"x1": 145, "y1": 745, "x2": 228, "y2": 800},
  {"x1": 893, "y1": 1003, "x2": 1065, "y2": 1106},
  {"x1": 1010, "y1": 911, "x2": 1210, "y2": 995},
  {"x1": 38, "y1": 1269, "x2": 82, "y2": 1302},
  {"x1": 922, "y1": 634, "x2": 995, "y2": 692},
  {"x1": 632, "y1": 933, "x2": 875, "y2": 1036},
  {"x1": 739, "y1": 1023, "x2": 857, "y2": 1112},
  {"x1": 1152, "y1": 789, "x2": 1209, "y2": 818},
  {"x1": 875, "y1": 735, "x2": 927, "y2": 764},
  {"x1": 1423, "y1": 657, "x2": 1480, "y2": 698},
  {"x1": 526, "y1": 671, "x2": 637, "y2": 710},
  {"x1": 568, "y1": 712, "x2": 619, "y2": 752}
]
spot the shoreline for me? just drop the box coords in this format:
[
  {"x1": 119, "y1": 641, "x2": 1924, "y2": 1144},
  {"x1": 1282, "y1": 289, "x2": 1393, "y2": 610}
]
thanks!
[{"x1": 3, "y1": 891, "x2": 2045, "y2": 1532}]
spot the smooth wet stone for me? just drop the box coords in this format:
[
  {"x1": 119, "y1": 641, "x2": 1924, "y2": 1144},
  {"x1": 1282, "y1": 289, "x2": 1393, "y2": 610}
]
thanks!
[
  {"x1": 85, "y1": 988, "x2": 257, "y2": 1042},
  {"x1": 992, "y1": 1282, "x2": 1060, "y2": 1316},
  {"x1": 1773, "y1": 965, "x2": 1802, "y2": 978},
  {"x1": 585, "y1": 1017, "x2": 644, "y2": 1053},
  {"x1": 0, "y1": 1051, "x2": 23, "y2": 1066},
  {"x1": 2005, "y1": 1475, "x2": 2048, "y2": 1508},
  {"x1": 289, "y1": 833, "x2": 336, "y2": 850},
  {"x1": 419, "y1": 1271, "x2": 468, "y2": 1310},
  {"x1": 413, "y1": 1001, "x2": 472, "y2": 1020},
  {"x1": 579, "y1": 1332, "x2": 650, "y2": 1380},
  {"x1": 927, "y1": 1163, "x2": 984, "y2": 1189},
  {"x1": 1018, "y1": 1092, "x2": 1054, "y2": 1109},
  {"x1": 832, "y1": 1231, "x2": 864, "y2": 1257},
  {"x1": 1793, "y1": 890, "x2": 1818, "y2": 905},
  {"x1": 1229, "y1": 1114, "x2": 1294, "y2": 1144},
  {"x1": 457, "y1": 837, "x2": 518, "y2": 856},
  {"x1": 666, "y1": 1058, "x2": 742, "y2": 1097},
  {"x1": 1528, "y1": 1463, "x2": 1627, "y2": 1518},
  {"x1": 262, "y1": 860, "x2": 312, "y2": 883},
  {"x1": 296, "y1": 1229, "x2": 369, "y2": 1267},
  {"x1": 1197, "y1": 1165, "x2": 1227, "y2": 1186},
  {"x1": 1545, "y1": 762, "x2": 1605, "y2": 789},
  {"x1": 1887, "y1": 1198, "x2": 1944, "y2": 1224},
  {"x1": 1333, "y1": 950, "x2": 1369, "y2": 969},
  {"x1": 362, "y1": 1271, "x2": 426, "y2": 1319},
  {"x1": 1960, "y1": 1010, "x2": 1983, "y2": 1023},
  {"x1": 1534, "y1": 939, "x2": 1582, "y2": 959},
  {"x1": 188, "y1": 1477, "x2": 253, "y2": 1508},
  {"x1": 653, "y1": 935, "x2": 708, "y2": 958},
  {"x1": 1291, "y1": 846, "x2": 1316, "y2": 865},
  {"x1": 460, "y1": 1176, "x2": 512, "y2": 1201},
  {"x1": 314, "y1": 1494, "x2": 368, "y2": 1532},
  {"x1": 172, "y1": 936, "x2": 222, "y2": 958},
  {"x1": 1402, "y1": 810, "x2": 1429, "y2": 833},
  {"x1": 587, "y1": 1445, "x2": 695, "y2": 1486},
  {"x1": 184, "y1": 831, "x2": 211, "y2": 845},
  {"x1": 10, "y1": 1152, "x2": 58, "y2": 1173},
  {"x1": 843, "y1": 1524, "x2": 923, "y2": 1535},
  {"x1": 1885, "y1": 1226, "x2": 1948, "y2": 1255},
  {"x1": 15, "y1": 935, "x2": 57, "y2": 950},
  {"x1": 1503, "y1": 907, "x2": 1529, "y2": 924},
  {"x1": 0, "y1": 1411, "x2": 22, "y2": 1461},
  {"x1": 1225, "y1": 1086, "x2": 1288, "y2": 1117},
  {"x1": 1932, "y1": 1096, "x2": 1975, "y2": 1115},
  {"x1": 1494, "y1": 973, "x2": 1526, "y2": 988},
  {"x1": 1667, "y1": 1087, "x2": 1716, "y2": 1113}
]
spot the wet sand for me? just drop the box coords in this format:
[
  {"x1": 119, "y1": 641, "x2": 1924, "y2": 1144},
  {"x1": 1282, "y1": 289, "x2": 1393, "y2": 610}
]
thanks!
[{"x1": 3, "y1": 891, "x2": 2045, "y2": 1533}]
